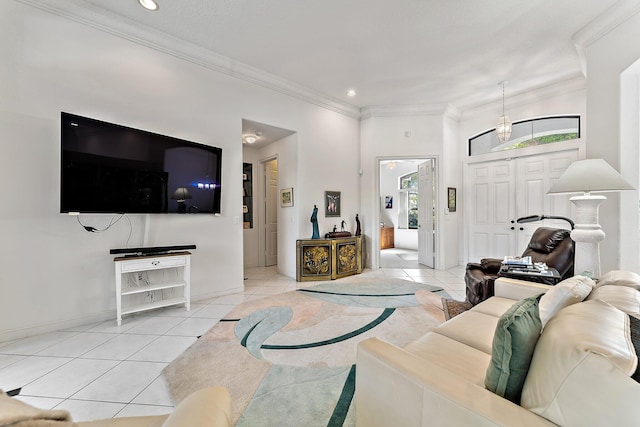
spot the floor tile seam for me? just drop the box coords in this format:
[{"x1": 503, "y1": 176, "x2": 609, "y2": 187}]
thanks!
[
  {"x1": 121, "y1": 372, "x2": 173, "y2": 413},
  {"x1": 42, "y1": 331, "x2": 124, "y2": 359},
  {"x1": 7, "y1": 355, "x2": 78, "y2": 393},
  {"x1": 4, "y1": 331, "x2": 83, "y2": 356},
  {"x1": 66, "y1": 359, "x2": 165, "y2": 404}
]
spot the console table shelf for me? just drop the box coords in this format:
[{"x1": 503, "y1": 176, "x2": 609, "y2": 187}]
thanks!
[
  {"x1": 114, "y1": 251, "x2": 191, "y2": 325},
  {"x1": 120, "y1": 281, "x2": 186, "y2": 296}
]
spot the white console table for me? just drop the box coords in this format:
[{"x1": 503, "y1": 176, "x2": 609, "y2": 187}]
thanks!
[{"x1": 114, "y1": 251, "x2": 191, "y2": 325}]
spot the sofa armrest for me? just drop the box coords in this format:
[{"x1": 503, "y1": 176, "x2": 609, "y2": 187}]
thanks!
[
  {"x1": 76, "y1": 387, "x2": 231, "y2": 427},
  {"x1": 163, "y1": 386, "x2": 231, "y2": 427},
  {"x1": 356, "y1": 338, "x2": 555, "y2": 427},
  {"x1": 494, "y1": 277, "x2": 550, "y2": 300}
]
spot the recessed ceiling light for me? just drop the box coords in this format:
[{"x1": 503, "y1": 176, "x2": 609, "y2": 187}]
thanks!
[
  {"x1": 346, "y1": 89, "x2": 357, "y2": 97},
  {"x1": 138, "y1": 0, "x2": 159, "y2": 11}
]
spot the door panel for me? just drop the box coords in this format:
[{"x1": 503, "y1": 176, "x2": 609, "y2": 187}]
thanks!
[
  {"x1": 468, "y1": 161, "x2": 516, "y2": 261},
  {"x1": 515, "y1": 151, "x2": 577, "y2": 251},
  {"x1": 418, "y1": 160, "x2": 434, "y2": 268},
  {"x1": 265, "y1": 159, "x2": 278, "y2": 266}
]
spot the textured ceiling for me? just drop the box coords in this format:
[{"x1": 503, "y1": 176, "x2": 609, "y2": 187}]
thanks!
[{"x1": 75, "y1": 0, "x2": 621, "y2": 112}]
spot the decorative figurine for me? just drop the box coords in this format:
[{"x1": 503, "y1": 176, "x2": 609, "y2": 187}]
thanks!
[
  {"x1": 341, "y1": 220, "x2": 346, "y2": 231},
  {"x1": 355, "y1": 213, "x2": 361, "y2": 236},
  {"x1": 311, "y1": 205, "x2": 320, "y2": 239}
]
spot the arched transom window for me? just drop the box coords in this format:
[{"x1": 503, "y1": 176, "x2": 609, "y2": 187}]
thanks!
[{"x1": 468, "y1": 115, "x2": 580, "y2": 156}]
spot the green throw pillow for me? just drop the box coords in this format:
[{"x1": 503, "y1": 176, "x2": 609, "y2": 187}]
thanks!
[{"x1": 485, "y1": 294, "x2": 543, "y2": 403}]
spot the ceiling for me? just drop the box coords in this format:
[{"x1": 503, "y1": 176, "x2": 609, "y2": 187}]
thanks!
[
  {"x1": 70, "y1": 0, "x2": 625, "y2": 114},
  {"x1": 27, "y1": 0, "x2": 636, "y2": 138}
]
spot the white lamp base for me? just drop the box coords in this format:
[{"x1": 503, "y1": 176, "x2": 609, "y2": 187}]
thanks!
[{"x1": 569, "y1": 194, "x2": 606, "y2": 279}]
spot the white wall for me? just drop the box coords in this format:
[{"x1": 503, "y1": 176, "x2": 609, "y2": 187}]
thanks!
[
  {"x1": 0, "y1": 2, "x2": 358, "y2": 341},
  {"x1": 360, "y1": 113, "x2": 449, "y2": 268},
  {"x1": 442, "y1": 114, "x2": 462, "y2": 267},
  {"x1": 585, "y1": 12, "x2": 640, "y2": 273}
]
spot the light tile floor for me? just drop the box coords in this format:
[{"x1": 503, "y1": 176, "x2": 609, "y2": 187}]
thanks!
[{"x1": 0, "y1": 264, "x2": 466, "y2": 422}]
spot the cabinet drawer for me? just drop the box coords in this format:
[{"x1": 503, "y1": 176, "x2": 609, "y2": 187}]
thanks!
[{"x1": 119, "y1": 255, "x2": 187, "y2": 272}]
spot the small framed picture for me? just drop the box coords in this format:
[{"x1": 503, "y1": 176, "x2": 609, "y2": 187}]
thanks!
[
  {"x1": 385, "y1": 196, "x2": 393, "y2": 209},
  {"x1": 448, "y1": 187, "x2": 457, "y2": 212},
  {"x1": 325, "y1": 191, "x2": 341, "y2": 217},
  {"x1": 280, "y1": 188, "x2": 294, "y2": 207}
]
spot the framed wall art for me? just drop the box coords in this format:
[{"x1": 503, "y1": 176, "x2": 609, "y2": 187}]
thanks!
[
  {"x1": 325, "y1": 191, "x2": 341, "y2": 217},
  {"x1": 448, "y1": 187, "x2": 457, "y2": 212},
  {"x1": 281, "y1": 188, "x2": 294, "y2": 207}
]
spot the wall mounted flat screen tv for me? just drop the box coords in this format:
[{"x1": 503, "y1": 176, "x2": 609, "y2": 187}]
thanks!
[{"x1": 61, "y1": 112, "x2": 222, "y2": 214}]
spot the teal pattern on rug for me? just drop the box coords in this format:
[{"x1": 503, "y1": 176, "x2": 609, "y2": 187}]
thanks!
[
  {"x1": 163, "y1": 277, "x2": 448, "y2": 426},
  {"x1": 296, "y1": 280, "x2": 444, "y2": 308},
  {"x1": 236, "y1": 364, "x2": 356, "y2": 427}
]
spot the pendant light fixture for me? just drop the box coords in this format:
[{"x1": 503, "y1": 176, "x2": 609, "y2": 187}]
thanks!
[{"x1": 496, "y1": 81, "x2": 512, "y2": 142}]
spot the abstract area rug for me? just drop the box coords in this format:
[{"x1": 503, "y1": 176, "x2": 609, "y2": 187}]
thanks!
[{"x1": 162, "y1": 279, "x2": 447, "y2": 426}]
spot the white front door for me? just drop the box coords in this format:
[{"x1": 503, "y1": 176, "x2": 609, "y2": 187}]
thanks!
[
  {"x1": 264, "y1": 159, "x2": 278, "y2": 266},
  {"x1": 514, "y1": 151, "x2": 577, "y2": 250},
  {"x1": 418, "y1": 160, "x2": 435, "y2": 268},
  {"x1": 467, "y1": 149, "x2": 577, "y2": 262},
  {"x1": 467, "y1": 160, "x2": 517, "y2": 261}
]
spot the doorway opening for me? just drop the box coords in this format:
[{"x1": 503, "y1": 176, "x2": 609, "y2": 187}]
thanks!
[
  {"x1": 241, "y1": 119, "x2": 296, "y2": 271},
  {"x1": 378, "y1": 157, "x2": 436, "y2": 269}
]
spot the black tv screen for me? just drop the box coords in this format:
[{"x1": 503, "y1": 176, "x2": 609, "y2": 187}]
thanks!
[{"x1": 60, "y1": 112, "x2": 222, "y2": 214}]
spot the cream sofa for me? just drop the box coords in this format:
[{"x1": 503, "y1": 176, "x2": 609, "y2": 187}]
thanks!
[
  {"x1": 1, "y1": 386, "x2": 232, "y2": 427},
  {"x1": 356, "y1": 273, "x2": 640, "y2": 427}
]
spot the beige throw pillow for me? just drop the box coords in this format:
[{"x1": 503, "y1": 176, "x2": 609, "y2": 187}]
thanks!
[
  {"x1": 538, "y1": 275, "x2": 595, "y2": 328},
  {"x1": 587, "y1": 285, "x2": 640, "y2": 315},
  {"x1": 596, "y1": 270, "x2": 640, "y2": 291}
]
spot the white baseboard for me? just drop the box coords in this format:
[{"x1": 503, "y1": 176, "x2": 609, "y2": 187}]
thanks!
[
  {"x1": 0, "y1": 310, "x2": 114, "y2": 344},
  {"x1": 0, "y1": 286, "x2": 245, "y2": 344}
]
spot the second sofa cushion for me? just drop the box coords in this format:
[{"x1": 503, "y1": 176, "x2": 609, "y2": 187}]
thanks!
[{"x1": 484, "y1": 294, "x2": 543, "y2": 403}]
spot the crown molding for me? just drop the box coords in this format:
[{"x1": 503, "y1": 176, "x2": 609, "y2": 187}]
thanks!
[
  {"x1": 360, "y1": 103, "x2": 461, "y2": 121},
  {"x1": 16, "y1": 0, "x2": 361, "y2": 119},
  {"x1": 573, "y1": 0, "x2": 640, "y2": 48}
]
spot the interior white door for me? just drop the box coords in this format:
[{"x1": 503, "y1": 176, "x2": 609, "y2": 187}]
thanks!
[
  {"x1": 467, "y1": 160, "x2": 516, "y2": 261},
  {"x1": 264, "y1": 159, "x2": 278, "y2": 266},
  {"x1": 418, "y1": 160, "x2": 435, "y2": 268},
  {"x1": 467, "y1": 149, "x2": 578, "y2": 262},
  {"x1": 514, "y1": 151, "x2": 578, "y2": 250}
]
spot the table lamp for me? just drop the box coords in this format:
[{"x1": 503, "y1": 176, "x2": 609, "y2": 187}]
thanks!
[
  {"x1": 547, "y1": 159, "x2": 634, "y2": 278},
  {"x1": 171, "y1": 187, "x2": 192, "y2": 213}
]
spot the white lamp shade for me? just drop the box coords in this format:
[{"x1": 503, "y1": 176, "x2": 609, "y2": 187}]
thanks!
[
  {"x1": 171, "y1": 187, "x2": 192, "y2": 200},
  {"x1": 547, "y1": 159, "x2": 634, "y2": 195}
]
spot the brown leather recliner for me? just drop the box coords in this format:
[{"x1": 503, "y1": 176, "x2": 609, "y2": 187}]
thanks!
[{"x1": 465, "y1": 227, "x2": 574, "y2": 305}]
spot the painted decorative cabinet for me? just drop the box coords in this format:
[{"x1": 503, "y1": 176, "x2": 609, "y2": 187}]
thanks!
[{"x1": 296, "y1": 236, "x2": 365, "y2": 281}]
